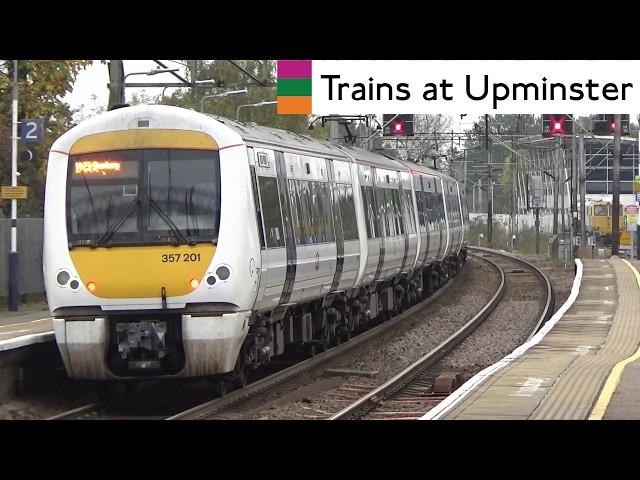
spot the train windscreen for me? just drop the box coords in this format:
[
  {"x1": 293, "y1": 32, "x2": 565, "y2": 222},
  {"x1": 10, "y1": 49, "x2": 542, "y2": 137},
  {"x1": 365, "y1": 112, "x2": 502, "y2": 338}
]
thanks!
[{"x1": 67, "y1": 149, "x2": 221, "y2": 246}]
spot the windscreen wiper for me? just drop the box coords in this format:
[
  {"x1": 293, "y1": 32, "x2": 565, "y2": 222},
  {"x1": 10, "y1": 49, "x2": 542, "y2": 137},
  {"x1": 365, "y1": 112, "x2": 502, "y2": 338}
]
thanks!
[
  {"x1": 148, "y1": 197, "x2": 192, "y2": 245},
  {"x1": 96, "y1": 198, "x2": 139, "y2": 246},
  {"x1": 81, "y1": 173, "x2": 100, "y2": 245}
]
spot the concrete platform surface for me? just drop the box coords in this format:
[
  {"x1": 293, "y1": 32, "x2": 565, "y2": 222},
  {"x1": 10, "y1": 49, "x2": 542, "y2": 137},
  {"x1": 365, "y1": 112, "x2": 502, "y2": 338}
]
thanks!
[{"x1": 425, "y1": 257, "x2": 640, "y2": 420}]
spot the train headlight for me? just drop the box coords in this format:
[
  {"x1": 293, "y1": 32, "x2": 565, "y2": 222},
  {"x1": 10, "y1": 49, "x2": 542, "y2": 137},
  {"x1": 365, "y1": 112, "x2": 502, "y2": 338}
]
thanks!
[
  {"x1": 206, "y1": 275, "x2": 216, "y2": 286},
  {"x1": 190, "y1": 278, "x2": 200, "y2": 289},
  {"x1": 87, "y1": 281, "x2": 97, "y2": 293},
  {"x1": 56, "y1": 271, "x2": 71, "y2": 286},
  {"x1": 69, "y1": 280, "x2": 80, "y2": 290},
  {"x1": 216, "y1": 266, "x2": 231, "y2": 281}
]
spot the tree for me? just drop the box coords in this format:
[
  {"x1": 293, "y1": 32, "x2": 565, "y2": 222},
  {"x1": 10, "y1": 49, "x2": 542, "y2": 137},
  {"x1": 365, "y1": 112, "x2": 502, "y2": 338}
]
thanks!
[
  {"x1": 0, "y1": 60, "x2": 91, "y2": 217},
  {"x1": 162, "y1": 60, "x2": 327, "y2": 139},
  {"x1": 380, "y1": 114, "x2": 453, "y2": 167}
]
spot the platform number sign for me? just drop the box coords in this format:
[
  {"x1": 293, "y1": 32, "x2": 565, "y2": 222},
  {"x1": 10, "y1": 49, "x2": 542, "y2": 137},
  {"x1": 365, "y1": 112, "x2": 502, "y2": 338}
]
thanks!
[{"x1": 20, "y1": 119, "x2": 44, "y2": 143}]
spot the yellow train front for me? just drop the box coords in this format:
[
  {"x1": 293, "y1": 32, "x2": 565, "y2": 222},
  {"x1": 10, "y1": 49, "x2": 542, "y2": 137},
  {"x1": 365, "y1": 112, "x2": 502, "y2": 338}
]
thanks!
[
  {"x1": 43, "y1": 105, "x2": 259, "y2": 381},
  {"x1": 589, "y1": 200, "x2": 630, "y2": 246}
]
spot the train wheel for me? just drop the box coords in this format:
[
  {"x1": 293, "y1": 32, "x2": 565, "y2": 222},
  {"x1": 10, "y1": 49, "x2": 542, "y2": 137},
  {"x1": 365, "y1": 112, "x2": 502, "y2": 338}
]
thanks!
[
  {"x1": 343, "y1": 329, "x2": 351, "y2": 342},
  {"x1": 234, "y1": 370, "x2": 247, "y2": 389},
  {"x1": 123, "y1": 382, "x2": 139, "y2": 394},
  {"x1": 211, "y1": 378, "x2": 227, "y2": 397},
  {"x1": 306, "y1": 343, "x2": 317, "y2": 357},
  {"x1": 232, "y1": 358, "x2": 247, "y2": 389}
]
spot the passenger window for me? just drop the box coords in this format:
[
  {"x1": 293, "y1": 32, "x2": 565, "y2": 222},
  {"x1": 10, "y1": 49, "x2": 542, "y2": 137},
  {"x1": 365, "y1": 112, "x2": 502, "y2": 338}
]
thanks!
[
  {"x1": 289, "y1": 180, "x2": 305, "y2": 245},
  {"x1": 258, "y1": 176, "x2": 285, "y2": 248},
  {"x1": 319, "y1": 183, "x2": 335, "y2": 242},
  {"x1": 339, "y1": 185, "x2": 358, "y2": 241},
  {"x1": 361, "y1": 186, "x2": 377, "y2": 239},
  {"x1": 250, "y1": 166, "x2": 266, "y2": 249},
  {"x1": 376, "y1": 188, "x2": 389, "y2": 237},
  {"x1": 402, "y1": 190, "x2": 415, "y2": 234}
]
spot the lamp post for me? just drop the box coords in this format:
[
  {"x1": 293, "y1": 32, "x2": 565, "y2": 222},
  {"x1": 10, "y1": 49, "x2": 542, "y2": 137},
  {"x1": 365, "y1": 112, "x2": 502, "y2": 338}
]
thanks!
[
  {"x1": 8, "y1": 60, "x2": 18, "y2": 310},
  {"x1": 200, "y1": 89, "x2": 248, "y2": 113},
  {"x1": 236, "y1": 101, "x2": 277, "y2": 121}
]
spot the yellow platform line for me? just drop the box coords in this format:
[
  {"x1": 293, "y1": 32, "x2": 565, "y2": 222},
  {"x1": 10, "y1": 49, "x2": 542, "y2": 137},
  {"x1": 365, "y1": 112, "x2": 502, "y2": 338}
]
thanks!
[{"x1": 588, "y1": 258, "x2": 640, "y2": 420}]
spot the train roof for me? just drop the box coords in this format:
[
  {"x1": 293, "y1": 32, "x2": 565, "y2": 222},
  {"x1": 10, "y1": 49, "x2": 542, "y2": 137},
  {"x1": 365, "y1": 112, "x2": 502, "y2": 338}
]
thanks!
[{"x1": 206, "y1": 113, "x2": 456, "y2": 183}]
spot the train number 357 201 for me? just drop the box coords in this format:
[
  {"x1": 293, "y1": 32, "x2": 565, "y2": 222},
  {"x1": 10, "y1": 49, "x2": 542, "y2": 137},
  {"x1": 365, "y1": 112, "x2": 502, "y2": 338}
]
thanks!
[{"x1": 161, "y1": 253, "x2": 201, "y2": 263}]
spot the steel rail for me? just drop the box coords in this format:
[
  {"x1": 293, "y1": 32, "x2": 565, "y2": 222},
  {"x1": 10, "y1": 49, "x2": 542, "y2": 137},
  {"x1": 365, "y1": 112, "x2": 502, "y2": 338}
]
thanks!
[
  {"x1": 329, "y1": 247, "x2": 554, "y2": 420},
  {"x1": 167, "y1": 270, "x2": 462, "y2": 420},
  {"x1": 469, "y1": 247, "x2": 554, "y2": 341},
  {"x1": 329, "y1": 253, "x2": 505, "y2": 420}
]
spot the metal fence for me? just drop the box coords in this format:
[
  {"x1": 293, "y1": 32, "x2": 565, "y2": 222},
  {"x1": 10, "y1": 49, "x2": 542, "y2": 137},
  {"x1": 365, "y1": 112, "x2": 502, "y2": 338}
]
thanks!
[{"x1": 0, "y1": 218, "x2": 44, "y2": 305}]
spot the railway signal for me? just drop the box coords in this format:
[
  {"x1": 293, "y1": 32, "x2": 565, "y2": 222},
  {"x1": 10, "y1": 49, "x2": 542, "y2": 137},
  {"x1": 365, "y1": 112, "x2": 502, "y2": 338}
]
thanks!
[
  {"x1": 383, "y1": 114, "x2": 415, "y2": 136},
  {"x1": 592, "y1": 114, "x2": 630, "y2": 136},
  {"x1": 542, "y1": 114, "x2": 573, "y2": 137}
]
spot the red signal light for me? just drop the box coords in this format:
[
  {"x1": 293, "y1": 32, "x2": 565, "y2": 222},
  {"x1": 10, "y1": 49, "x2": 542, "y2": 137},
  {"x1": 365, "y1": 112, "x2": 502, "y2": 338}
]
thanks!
[
  {"x1": 610, "y1": 122, "x2": 616, "y2": 130},
  {"x1": 550, "y1": 117, "x2": 565, "y2": 135},
  {"x1": 391, "y1": 120, "x2": 404, "y2": 135}
]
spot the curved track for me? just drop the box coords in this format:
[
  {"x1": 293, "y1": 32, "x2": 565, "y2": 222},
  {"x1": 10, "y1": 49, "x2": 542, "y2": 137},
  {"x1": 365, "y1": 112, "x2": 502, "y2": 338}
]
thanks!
[
  {"x1": 48, "y1": 248, "x2": 553, "y2": 421},
  {"x1": 47, "y1": 265, "x2": 461, "y2": 421},
  {"x1": 329, "y1": 247, "x2": 554, "y2": 420}
]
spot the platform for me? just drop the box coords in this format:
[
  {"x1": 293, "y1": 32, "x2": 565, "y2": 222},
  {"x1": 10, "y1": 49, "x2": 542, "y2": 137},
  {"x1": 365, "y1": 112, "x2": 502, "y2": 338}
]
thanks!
[
  {"x1": 0, "y1": 308, "x2": 53, "y2": 351},
  {"x1": 423, "y1": 256, "x2": 640, "y2": 420}
]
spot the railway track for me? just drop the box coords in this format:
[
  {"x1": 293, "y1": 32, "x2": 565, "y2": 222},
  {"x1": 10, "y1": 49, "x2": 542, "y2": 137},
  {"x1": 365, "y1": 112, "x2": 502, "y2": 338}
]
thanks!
[
  {"x1": 47, "y1": 262, "x2": 461, "y2": 420},
  {"x1": 328, "y1": 247, "x2": 554, "y2": 420},
  {"x1": 166, "y1": 270, "x2": 460, "y2": 420},
  {"x1": 48, "y1": 248, "x2": 552, "y2": 421}
]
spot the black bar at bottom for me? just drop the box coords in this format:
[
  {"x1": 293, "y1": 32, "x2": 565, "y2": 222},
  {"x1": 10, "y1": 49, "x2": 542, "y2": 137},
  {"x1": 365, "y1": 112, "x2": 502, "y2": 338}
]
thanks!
[{"x1": 8, "y1": 251, "x2": 19, "y2": 311}]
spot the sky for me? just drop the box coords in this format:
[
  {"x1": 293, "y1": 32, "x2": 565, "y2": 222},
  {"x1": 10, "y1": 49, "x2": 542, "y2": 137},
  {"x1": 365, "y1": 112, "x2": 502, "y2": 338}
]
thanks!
[
  {"x1": 64, "y1": 60, "x2": 189, "y2": 119},
  {"x1": 64, "y1": 60, "x2": 472, "y2": 130}
]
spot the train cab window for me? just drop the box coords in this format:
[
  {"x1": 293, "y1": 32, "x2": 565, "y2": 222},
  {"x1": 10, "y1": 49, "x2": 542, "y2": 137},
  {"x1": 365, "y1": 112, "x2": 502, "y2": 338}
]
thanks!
[
  {"x1": 68, "y1": 148, "x2": 221, "y2": 246},
  {"x1": 258, "y1": 176, "x2": 286, "y2": 248},
  {"x1": 146, "y1": 150, "x2": 220, "y2": 237},
  {"x1": 593, "y1": 205, "x2": 608, "y2": 216}
]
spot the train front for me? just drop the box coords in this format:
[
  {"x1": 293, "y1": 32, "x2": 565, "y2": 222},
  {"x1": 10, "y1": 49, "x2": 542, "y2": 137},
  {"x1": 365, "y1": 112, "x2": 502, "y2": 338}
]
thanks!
[{"x1": 44, "y1": 105, "x2": 259, "y2": 380}]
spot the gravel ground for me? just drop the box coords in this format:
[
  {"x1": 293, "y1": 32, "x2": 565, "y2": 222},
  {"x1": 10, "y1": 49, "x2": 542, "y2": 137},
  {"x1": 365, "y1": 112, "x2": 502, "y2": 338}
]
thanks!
[
  {"x1": 0, "y1": 375, "x2": 99, "y2": 420},
  {"x1": 250, "y1": 256, "x2": 502, "y2": 420},
  {"x1": 249, "y1": 253, "x2": 575, "y2": 420}
]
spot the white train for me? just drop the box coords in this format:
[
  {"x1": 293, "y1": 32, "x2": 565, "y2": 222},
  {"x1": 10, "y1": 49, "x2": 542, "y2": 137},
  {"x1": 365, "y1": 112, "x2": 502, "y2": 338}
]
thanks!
[{"x1": 44, "y1": 105, "x2": 468, "y2": 386}]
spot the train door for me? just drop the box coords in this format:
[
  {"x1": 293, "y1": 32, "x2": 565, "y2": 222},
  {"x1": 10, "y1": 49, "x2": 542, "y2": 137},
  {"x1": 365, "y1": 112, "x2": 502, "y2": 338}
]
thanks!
[
  {"x1": 330, "y1": 160, "x2": 360, "y2": 291},
  {"x1": 399, "y1": 171, "x2": 417, "y2": 274},
  {"x1": 251, "y1": 148, "x2": 288, "y2": 310},
  {"x1": 445, "y1": 180, "x2": 460, "y2": 254},
  {"x1": 424, "y1": 175, "x2": 441, "y2": 262},
  {"x1": 359, "y1": 164, "x2": 380, "y2": 286},
  {"x1": 374, "y1": 168, "x2": 404, "y2": 280},
  {"x1": 285, "y1": 153, "x2": 336, "y2": 304},
  {"x1": 413, "y1": 174, "x2": 429, "y2": 267},
  {"x1": 273, "y1": 151, "x2": 298, "y2": 306},
  {"x1": 438, "y1": 177, "x2": 450, "y2": 260}
]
